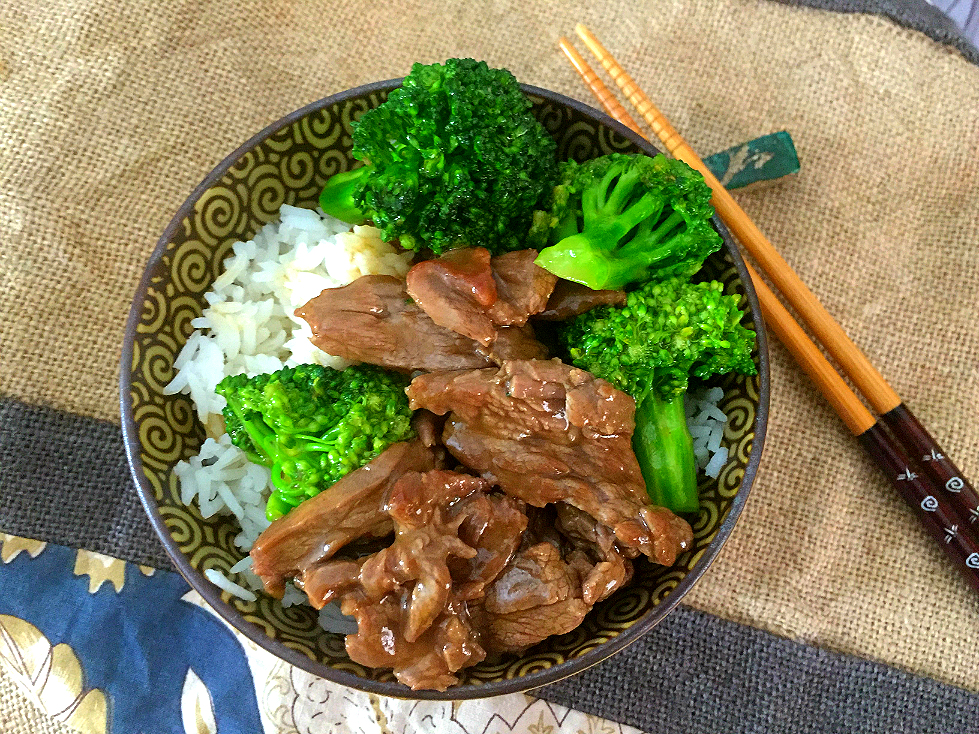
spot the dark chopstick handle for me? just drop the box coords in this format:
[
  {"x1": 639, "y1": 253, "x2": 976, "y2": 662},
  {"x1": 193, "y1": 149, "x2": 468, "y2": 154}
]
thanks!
[
  {"x1": 859, "y1": 423, "x2": 979, "y2": 592},
  {"x1": 881, "y1": 404, "x2": 979, "y2": 532}
]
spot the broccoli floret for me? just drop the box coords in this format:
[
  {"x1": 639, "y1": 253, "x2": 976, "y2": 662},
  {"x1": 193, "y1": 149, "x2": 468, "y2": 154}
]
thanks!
[
  {"x1": 533, "y1": 154, "x2": 722, "y2": 290},
  {"x1": 316, "y1": 166, "x2": 370, "y2": 224},
  {"x1": 216, "y1": 364, "x2": 415, "y2": 520},
  {"x1": 221, "y1": 406, "x2": 261, "y2": 464},
  {"x1": 319, "y1": 58, "x2": 558, "y2": 255},
  {"x1": 562, "y1": 277, "x2": 756, "y2": 401},
  {"x1": 560, "y1": 276, "x2": 756, "y2": 513}
]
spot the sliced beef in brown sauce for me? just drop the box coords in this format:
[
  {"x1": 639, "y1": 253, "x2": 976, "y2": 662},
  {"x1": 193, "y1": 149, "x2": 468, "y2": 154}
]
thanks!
[
  {"x1": 296, "y1": 274, "x2": 494, "y2": 372},
  {"x1": 406, "y1": 359, "x2": 693, "y2": 566},
  {"x1": 411, "y1": 409, "x2": 447, "y2": 449},
  {"x1": 249, "y1": 440, "x2": 438, "y2": 597},
  {"x1": 449, "y1": 492, "x2": 528, "y2": 601},
  {"x1": 473, "y1": 503, "x2": 639, "y2": 653},
  {"x1": 296, "y1": 272, "x2": 548, "y2": 372},
  {"x1": 554, "y1": 503, "x2": 634, "y2": 605},
  {"x1": 405, "y1": 247, "x2": 499, "y2": 345},
  {"x1": 298, "y1": 469, "x2": 528, "y2": 691},
  {"x1": 535, "y1": 279, "x2": 627, "y2": 321},
  {"x1": 485, "y1": 249, "x2": 558, "y2": 326},
  {"x1": 331, "y1": 585, "x2": 484, "y2": 691},
  {"x1": 351, "y1": 471, "x2": 489, "y2": 638},
  {"x1": 482, "y1": 540, "x2": 576, "y2": 615},
  {"x1": 473, "y1": 541, "x2": 590, "y2": 653},
  {"x1": 479, "y1": 324, "x2": 549, "y2": 363},
  {"x1": 405, "y1": 247, "x2": 557, "y2": 346},
  {"x1": 476, "y1": 595, "x2": 591, "y2": 655}
]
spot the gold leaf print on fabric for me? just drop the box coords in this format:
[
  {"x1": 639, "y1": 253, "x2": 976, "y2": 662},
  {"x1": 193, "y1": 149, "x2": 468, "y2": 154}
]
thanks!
[
  {"x1": 0, "y1": 533, "x2": 48, "y2": 563},
  {"x1": 182, "y1": 585, "x2": 649, "y2": 734},
  {"x1": 0, "y1": 615, "x2": 107, "y2": 734},
  {"x1": 181, "y1": 667, "x2": 218, "y2": 734},
  {"x1": 369, "y1": 692, "x2": 395, "y2": 734},
  {"x1": 575, "y1": 714, "x2": 620, "y2": 734},
  {"x1": 73, "y1": 549, "x2": 127, "y2": 593},
  {"x1": 139, "y1": 565, "x2": 157, "y2": 576},
  {"x1": 527, "y1": 711, "x2": 556, "y2": 734}
]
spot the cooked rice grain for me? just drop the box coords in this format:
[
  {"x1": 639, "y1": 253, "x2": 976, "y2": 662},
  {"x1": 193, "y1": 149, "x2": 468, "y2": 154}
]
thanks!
[{"x1": 165, "y1": 207, "x2": 413, "y2": 557}]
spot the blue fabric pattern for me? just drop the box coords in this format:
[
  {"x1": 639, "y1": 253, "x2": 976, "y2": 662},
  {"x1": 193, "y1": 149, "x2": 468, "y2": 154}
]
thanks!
[{"x1": 0, "y1": 540, "x2": 263, "y2": 734}]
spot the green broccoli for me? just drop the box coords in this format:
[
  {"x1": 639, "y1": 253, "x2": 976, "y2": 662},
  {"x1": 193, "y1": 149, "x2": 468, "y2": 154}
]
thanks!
[
  {"x1": 533, "y1": 154, "x2": 722, "y2": 290},
  {"x1": 215, "y1": 364, "x2": 416, "y2": 520},
  {"x1": 560, "y1": 276, "x2": 756, "y2": 513},
  {"x1": 318, "y1": 58, "x2": 558, "y2": 255}
]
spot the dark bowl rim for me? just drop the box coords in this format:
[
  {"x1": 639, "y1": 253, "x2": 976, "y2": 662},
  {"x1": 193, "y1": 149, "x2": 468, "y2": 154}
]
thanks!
[{"x1": 119, "y1": 77, "x2": 770, "y2": 700}]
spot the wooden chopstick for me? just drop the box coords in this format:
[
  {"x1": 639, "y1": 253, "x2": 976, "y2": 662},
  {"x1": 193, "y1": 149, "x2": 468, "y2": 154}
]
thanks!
[
  {"x1": 560, "y1": 31, "x2": 979, "y2": 588},
  {"x1": 558, "y1": 37, "x2": 644, "y2": 136},
  {"x1": 742, "y1": 261, "x2": 874, "y2": 436},
  {"x1": 574, "y1": 25, "x2": 894, "y2": 410},
  {"x1": 571, "y1": 23, "x2": 979, "y2": 541},
  {"x1": 746, "y1": 262, "x2": 979, "y2": 591}
]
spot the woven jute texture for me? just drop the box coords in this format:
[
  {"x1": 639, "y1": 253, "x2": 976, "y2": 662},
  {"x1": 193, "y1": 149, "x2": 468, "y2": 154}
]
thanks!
[
  {"x1": 0, "y1": 665, "x2": 79, "y2": 734},
  {"x1": 1, "y1": 0, "x2": 978, "y2": 723}
]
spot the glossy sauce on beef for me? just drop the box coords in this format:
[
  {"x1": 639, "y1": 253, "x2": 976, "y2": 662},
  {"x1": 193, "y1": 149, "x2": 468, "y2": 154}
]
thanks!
[
  {"x1": 535, "y1": 279, "x2": 627, "y2": 321},
  {"x1": 406, "y1": 246, "x2": 557, "y2": 347},
  {"x1": 474, "y1": 540, "x2": 591, "y2": 653},
  {"x1": 406, "y1": 359, "x2": 693, "y2": 565},
  {"x1": 405, "y1": 247, "x2": 499, "y2": 345},
  {"x1": 282, "y1": 469, "x2": 515, "y2": 689},
  {"x1": 252, "y1": 249, "x2": 698, "y2": 691},
  {"x1": 296, "y1": 270, "x2": 549, "y2": 372},
  {"x1": 296, "y1": 275, "x2": 495, "y2": 372},
  {"x1": 250, "y1": 440, "x2": 438, "y2": 597}
]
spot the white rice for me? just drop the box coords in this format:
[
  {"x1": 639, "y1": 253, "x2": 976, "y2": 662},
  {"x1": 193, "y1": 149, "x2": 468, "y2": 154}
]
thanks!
[
  {"x1": 165, "y1": 203, "x2": 732, "y2": 616},
  {"x1": 204, "y1": 568, "x2": 257, "y2": 602},
  {"x1": 703, "y1": 446, "x2": 730, "y2": 479},
  {"x1": 319, "y1": 603, "x2": 359, "y2": 635},
  {"x1": 685, "y1": 386, "x2": 730, "y2": 478},
  {"x1": 164, "y1": 205, "x2": 413, "y2": 430},
  {"x1": 164, "y1": 205, "x2": 412, "y2": 614}
]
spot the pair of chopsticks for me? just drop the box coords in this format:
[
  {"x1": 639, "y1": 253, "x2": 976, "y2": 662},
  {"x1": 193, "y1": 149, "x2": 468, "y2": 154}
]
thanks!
[{"x1": 561, "y1": 25, "x2": 979, "y2": 591}]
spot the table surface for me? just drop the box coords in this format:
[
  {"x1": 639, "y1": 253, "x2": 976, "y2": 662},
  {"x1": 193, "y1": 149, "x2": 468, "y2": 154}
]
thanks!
[{"x1": 1, "y1": 1, "x2": 978, "y2": 733}]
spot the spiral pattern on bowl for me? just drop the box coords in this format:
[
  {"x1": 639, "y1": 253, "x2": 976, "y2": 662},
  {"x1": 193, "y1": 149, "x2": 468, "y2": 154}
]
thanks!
[
  {"x1": 169, "y1": 239, "x2": 214, "y2": 294},
  {"x1": 123, "y1": 85, "x2": 765, "y2": 695}
]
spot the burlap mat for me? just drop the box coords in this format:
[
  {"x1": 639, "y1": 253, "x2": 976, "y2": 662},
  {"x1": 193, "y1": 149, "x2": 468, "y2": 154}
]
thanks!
[
  {"x1": 0, "y1": 666, "x2": 78, "y2": 734},
  {"x1": 2, "y1": 0, "x2": 978, "y2": 718}
]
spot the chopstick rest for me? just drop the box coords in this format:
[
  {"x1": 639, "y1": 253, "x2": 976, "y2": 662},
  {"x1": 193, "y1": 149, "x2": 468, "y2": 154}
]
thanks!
[{"x1": 702, "y1": 131, "x2": 800, "y2": 192}]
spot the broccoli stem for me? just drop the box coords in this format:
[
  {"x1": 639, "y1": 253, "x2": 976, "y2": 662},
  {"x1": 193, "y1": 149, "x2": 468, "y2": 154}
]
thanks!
[
  {"x1": 633, "y1": 390, "x2": 699, "y2": 514},
  {"x1": 264, "y1": 493, "x2": 293, "y2": 522},
  {"x1": 538, "y1": 208, "x2": 694, "y2": 291},
  {"x1": 318, "y1": 166, "x2": 371, "y2": 223},
  {"x1": 223, "y1": 401, "x2": 276, "y2": 465},
  {"x1": 223, "y1": 400, "x2": 299, "y2": 519},
  {"x1": 551, "y1": 210, "x2": 580, "y2": 242}
]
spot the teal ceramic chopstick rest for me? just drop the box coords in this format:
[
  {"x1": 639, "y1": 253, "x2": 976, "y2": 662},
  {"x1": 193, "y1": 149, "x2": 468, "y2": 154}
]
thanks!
[{"x1": 703, "y1": 131, "x2": 799, "y2": 190}]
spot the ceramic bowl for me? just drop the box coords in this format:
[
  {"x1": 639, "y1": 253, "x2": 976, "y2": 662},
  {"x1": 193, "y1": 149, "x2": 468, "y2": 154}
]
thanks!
[{"x1": 120, "y1": 78, "x2": 769, "y2": 699}]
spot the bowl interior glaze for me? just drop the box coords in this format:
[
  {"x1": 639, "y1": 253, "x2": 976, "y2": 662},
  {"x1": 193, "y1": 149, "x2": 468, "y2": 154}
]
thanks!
[{"x1": 120, "y1": 79, "x2": 769, "y2": 700}]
